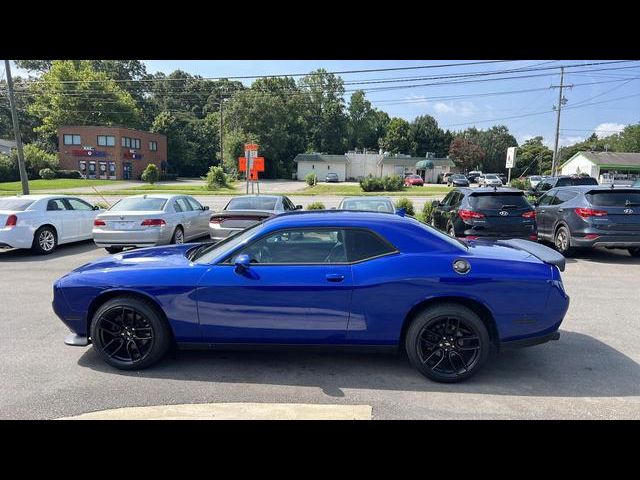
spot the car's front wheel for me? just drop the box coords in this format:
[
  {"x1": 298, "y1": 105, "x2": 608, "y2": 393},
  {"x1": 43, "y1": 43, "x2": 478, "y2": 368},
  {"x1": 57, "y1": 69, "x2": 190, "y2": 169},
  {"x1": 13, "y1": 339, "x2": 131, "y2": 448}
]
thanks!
[
  {"x1": 405, "y1": 303, "x2": 490, "y2": 383},
  {"x1": 90, "y1": 296, "x2": 172, "y2": 370},
  {"x1": 628, "y1": 247, "x2": 640, "y2": 258}
]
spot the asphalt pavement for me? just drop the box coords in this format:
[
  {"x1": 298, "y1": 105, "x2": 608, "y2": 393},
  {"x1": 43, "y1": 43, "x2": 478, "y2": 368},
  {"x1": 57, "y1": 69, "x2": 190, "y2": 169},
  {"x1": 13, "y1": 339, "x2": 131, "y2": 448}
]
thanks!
[{"x1": 1, "y1": 240, "x2": 639, "y2": 419}]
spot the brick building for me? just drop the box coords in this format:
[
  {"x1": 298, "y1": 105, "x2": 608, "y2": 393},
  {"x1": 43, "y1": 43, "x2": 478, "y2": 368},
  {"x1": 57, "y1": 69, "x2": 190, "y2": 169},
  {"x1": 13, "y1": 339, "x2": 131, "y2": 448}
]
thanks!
[{"x1": 57, "y1": 126, "x2": 167, "y2": 180}]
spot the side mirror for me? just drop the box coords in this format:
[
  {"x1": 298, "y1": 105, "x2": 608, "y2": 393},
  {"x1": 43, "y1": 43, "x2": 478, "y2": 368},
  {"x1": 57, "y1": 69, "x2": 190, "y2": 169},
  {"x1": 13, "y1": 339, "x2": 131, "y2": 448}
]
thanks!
[
  {"x1": 93, "y1": 205, "x2": 100, "y2": 211},
  {"x1": 234, "y1": 254, "x2": 251, "y2": 273},
  {"x1": 431, "y1": 200, "x2": 440, "y2": 208},
  {"x1": 203, "y1": 206, "x2": 210, "y2": 211},
  {"x1": 295, "y1": 205, "x2": 303, "y2": 210}
]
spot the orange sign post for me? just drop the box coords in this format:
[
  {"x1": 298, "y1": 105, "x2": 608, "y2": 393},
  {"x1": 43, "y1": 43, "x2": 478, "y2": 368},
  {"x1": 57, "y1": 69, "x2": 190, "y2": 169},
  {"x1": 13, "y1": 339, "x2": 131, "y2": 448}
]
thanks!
[{"x1": 239, "y1": 144, "x2": 264, "y2": 194}]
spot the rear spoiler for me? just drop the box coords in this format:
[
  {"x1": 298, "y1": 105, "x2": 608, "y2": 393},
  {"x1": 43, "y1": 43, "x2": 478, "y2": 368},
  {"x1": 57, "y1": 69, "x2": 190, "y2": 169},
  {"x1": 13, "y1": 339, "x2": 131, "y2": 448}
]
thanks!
[
  {"x1": 496, "y1": 239, "x2": 566, "y2": 272},
  {"x1": 213, "y1": 209, "x2": 277, "y2": 217}
]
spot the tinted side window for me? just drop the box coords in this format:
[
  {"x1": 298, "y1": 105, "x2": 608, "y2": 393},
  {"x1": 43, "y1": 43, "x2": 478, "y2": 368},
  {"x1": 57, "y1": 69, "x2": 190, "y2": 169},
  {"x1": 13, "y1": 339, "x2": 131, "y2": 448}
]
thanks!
[
  {"x1": 345, "y1": 229, "x2": 396, "y2": 262},
  {"x1": 450, "y1": 192, "x2": 463, "y2": 207},
  {"x1": 553, "y1": 190, "x2": 577, "y2": 204},
  {"x1": 538, "y1": 182, "x2": 553, "y2": 192},
  {"x1": 186, "y1": 197, "x2": 203, "y2": 210},
  {"x1": 176, "y1": 198, "x2": 193, "y2": 211},
  {"x1": 47, "y1": 199, "x2": 69, "y2": 211},
  {"x1": 441, "y1": 191, "x2": 455, "y2": 206},
  {"x1": 173, "y1": 201, "x2": 183, "y2": 213},
  {"x1": 538, "y1": 193, "x2": 556, "y2": 206},
  {"x1": 66, "y1": 198, "x2": 94, "y2": 211}
]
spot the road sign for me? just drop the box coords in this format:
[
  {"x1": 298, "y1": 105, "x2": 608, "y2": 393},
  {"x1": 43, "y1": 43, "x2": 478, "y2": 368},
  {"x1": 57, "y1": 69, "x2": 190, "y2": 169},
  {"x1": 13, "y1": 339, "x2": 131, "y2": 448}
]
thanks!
[
  {"x1": 506, "y1": 147, "x2": 517, "y2": 168},
  {"x1": 239, "y1": 157, "x2": 264, "y2": 172}
]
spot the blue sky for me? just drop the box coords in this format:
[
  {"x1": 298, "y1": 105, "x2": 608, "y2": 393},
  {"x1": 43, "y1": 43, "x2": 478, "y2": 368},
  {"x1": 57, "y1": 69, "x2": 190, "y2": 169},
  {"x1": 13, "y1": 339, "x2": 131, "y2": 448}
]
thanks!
[{"x1": 6, "y1": 59, "x2": 640, "y2": 148}]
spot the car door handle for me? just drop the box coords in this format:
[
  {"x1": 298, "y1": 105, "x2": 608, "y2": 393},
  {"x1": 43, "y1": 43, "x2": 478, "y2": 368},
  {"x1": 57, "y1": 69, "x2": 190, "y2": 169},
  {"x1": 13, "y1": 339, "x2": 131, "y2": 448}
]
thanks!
[
  {"x1": 325, "y1": 274, "x2": 345, "y2": 282},
  {"x1": 558, "y1": 208, "x2": 564, "y2": 213}
]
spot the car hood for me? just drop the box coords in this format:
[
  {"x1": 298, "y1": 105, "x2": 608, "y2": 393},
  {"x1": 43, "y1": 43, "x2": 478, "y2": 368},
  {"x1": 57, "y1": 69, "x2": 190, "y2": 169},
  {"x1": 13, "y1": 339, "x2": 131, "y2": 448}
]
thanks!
[{"x1": 72, "y1": 244, "x2": 196, "y2": 274}]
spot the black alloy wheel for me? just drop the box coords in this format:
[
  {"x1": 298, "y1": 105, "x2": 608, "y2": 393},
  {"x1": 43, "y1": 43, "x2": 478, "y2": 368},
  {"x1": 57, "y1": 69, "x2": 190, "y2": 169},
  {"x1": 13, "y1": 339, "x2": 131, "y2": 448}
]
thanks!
[
  {"x1": 406, "y1": 303, "x2": 490, "y2": 383},
  {"x1": 90, "y1": 296, "x2": 171, "y2": 370}
]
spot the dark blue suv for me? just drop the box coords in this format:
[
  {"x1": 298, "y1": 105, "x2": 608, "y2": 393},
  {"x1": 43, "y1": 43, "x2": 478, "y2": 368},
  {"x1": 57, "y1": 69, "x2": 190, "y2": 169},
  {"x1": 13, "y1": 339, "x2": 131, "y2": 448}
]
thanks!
[{"x1": 534, "y1": 185, "x2": 640, "y2": 257}]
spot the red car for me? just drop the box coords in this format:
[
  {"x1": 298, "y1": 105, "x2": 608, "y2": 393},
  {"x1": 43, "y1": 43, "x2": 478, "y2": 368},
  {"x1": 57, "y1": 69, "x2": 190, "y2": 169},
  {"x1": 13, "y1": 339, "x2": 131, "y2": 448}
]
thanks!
[{"x1": 404, "y1": 174, "x2": 424, "y2": 187}]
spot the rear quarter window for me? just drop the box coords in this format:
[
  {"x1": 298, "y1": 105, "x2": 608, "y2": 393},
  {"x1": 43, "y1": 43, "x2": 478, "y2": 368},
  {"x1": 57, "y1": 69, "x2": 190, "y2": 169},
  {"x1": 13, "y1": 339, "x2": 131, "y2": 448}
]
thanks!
[{"x1": 345, "y1": 229, "x2": 397, "y2": 262}]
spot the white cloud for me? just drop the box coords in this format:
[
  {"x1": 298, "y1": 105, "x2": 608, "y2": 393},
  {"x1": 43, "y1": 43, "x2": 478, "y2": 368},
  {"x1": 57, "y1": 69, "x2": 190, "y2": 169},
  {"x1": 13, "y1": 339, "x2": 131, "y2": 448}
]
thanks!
[
  {"x1": 432, "y1": 101, "x2": 477, "y2": 117},
  {"x1": 594, "y1": 122, "x2": 626, "y2": 138},
  {"x1": 557, "y1": 136, "x2": 585, "y2": 148}
]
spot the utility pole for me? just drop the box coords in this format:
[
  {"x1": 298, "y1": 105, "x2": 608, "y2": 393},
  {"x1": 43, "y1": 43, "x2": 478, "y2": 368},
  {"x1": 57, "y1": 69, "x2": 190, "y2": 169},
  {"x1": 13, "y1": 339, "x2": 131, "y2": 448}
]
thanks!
[
  {"x1": 551, "y1": 67, "x2": 572, "y2": 176},
  {"x1": 219, "y1": 98, "x2": 224, "y2": 167},
  {"x1": 4, "y1": 60, "x2": 29, "y2": 195}
]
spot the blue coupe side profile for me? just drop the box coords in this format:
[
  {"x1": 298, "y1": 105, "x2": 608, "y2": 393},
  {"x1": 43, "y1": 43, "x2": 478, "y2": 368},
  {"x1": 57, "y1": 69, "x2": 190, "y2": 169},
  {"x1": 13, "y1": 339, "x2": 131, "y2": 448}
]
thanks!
[{"x1": 53, "y1": 211, "x2": 570, "y2": 383}]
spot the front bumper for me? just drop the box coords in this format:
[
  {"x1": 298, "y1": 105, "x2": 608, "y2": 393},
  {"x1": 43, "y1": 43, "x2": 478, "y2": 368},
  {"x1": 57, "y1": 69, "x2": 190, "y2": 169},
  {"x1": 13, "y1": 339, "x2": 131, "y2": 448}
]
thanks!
[{"x1": 571, "y1": 233, "x2": 640, "y2": 248}]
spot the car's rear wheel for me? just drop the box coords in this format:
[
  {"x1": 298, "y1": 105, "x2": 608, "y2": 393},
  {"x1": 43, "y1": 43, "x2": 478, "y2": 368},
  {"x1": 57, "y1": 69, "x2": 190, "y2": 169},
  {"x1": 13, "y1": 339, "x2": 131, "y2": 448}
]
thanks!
[
  {"x1": 628, "y1": 247, "x2": 640, "y2": 258},
  {"x1": 171, "y1": 226, "x2": 184, "y2": 244},
  {"x1": 447, "y1": 224, "x2": 456, "y2": 237},
  {"x1": 90, "y1": 296, "x2": 172, "y2": 370},
  {"x1": 554, "y1": 225, "x2": 575, "y2": 257},
  {"x1": 405, "y1": 303, "x2": 490, "y2": 383},
  {"x1": 105, "y1": 247, "x2": 124, "y2": 254},
  {"x1": 31, "y1": 226, "x2": 57, "y2": 255}
]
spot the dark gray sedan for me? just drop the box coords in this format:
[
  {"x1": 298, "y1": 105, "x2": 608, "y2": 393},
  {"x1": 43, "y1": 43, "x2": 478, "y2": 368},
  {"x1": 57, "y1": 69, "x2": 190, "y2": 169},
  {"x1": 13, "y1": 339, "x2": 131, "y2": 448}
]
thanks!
[
  {"x1": 534, "y1": 185, "x2": 640, "y2": 257},
  {"x1": 209, "y1": 195, "x2": 302, "y2": 242}
]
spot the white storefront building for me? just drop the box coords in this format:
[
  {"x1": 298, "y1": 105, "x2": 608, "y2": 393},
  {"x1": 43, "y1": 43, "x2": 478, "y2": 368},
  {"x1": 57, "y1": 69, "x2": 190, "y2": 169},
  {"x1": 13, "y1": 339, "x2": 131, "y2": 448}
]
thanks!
[
  {"x1": 294, "y1": 151, "x2": 455, "y2": 182},
  {"x1": 560, "y1": 151, "x2": 640, "y2": 185}
]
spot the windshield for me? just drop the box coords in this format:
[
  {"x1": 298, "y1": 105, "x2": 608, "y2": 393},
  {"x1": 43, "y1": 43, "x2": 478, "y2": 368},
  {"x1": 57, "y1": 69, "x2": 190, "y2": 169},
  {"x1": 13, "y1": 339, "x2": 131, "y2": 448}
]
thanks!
[
  {"x1": 0, "y1": 199, "x2": 36, "y2": 211},
  {"x1": 470, "y1": 193, "x2": 530, "y2": 209},
  {"x1": 341, "y1": 199, "x2": 395, "y2": 213},
  {"x1": 109, "y1": 197, "x2": 167, "y2": 211},
  {"x1": 192, "y1": 222, "x2": 265, "y2": 264},
  {"x1": 586, "y1": 191, "x2": 640, "y2": 207},
  {"x1": 227, "y1": 197, "x2": 278, "y2": 211},
  {"x1": 452, "y1": 175, "x2": 466, "y2": 179},
  {"x1": 485, "y1": 174, "x2": 498, "y2": 179},
  {"x1": 529, "y1": 176, "x2": 542, "y2": 181}
]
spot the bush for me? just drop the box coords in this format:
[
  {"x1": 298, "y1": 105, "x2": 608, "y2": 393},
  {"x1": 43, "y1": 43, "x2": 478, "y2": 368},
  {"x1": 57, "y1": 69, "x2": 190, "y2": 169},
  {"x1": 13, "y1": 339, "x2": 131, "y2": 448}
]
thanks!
[
  {"x1": 159, "y1": 172, "x2": 179, "y2": 181},
  {"x1": 9, "y1": 144, "x2": 58, "y2": 179},
  {"x1": 360, "y1": 174, "x2": 404, "y2": 192},
  {"x1": 141, "y1": 164, "x2": 160, "y2": 184},
  {"x1": 305, "y1": 172, "x2": 317, "y2": 186},
  {"x1": 422, "y1": 201, "x2": 435, "y2": 223},
  {"x1": 306, "y1": 201, "x2": 325, "y2": 210},
  {"x1": 0, "y1": 155, "x2": 18, "y2": 182},
  {"x1": 56, "y1": 169, "x2": 83, "y2": 179},
  {"x1": 510, "y1": 177, "x2": 529, "y2": 190},
  {"x1": 39, "y1": 168, "x2": 57, "y2": 180},
  {"x1": 395, "y1": 197, "x2": 415, "y2": 216},
  {"x1": 203, "y1": 165, "x2": 229, "y2": 190}
]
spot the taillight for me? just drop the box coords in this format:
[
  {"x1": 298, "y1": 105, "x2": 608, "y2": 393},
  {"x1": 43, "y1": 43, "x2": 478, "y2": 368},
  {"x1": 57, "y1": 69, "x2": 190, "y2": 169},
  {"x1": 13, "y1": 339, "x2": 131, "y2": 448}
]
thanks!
[
  {"x1": 575, "y1": 208, "x2": 608, "y2": 218},
  {"x1": 210, "y1": 217, "x2": 223, "y2": 225},
  {"x1": 522, "y1": 210, "x2": 536, "y2": 219},
  {"x1": 93, "y1": 219, "x2": 106, "y2": 227},
  {"x1": 458, "y1": 209, "x2": 485, "y2": 222},
  {"x1": 584, "y1": 234, "x2": 600, "y2": 240},
  {"x1": 141, "y1": 219, "x2": 166, "y2": 226},
  {"x1": 529, "y1": 233, "x2": 538, "y2": 241},
  {"x1": 5, "y1": 215, "x2": 17, "y2": 228},
  {"x1": 463, "y1": 235, "x2": 479, "y2": 240}
]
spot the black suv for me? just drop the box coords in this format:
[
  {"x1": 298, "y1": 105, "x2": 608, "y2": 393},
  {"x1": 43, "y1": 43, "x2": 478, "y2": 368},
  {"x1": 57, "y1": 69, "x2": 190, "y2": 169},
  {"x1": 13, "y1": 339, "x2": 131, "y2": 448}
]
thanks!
[
  {"x1": 534, "y1": 185, "x2": 640, "y2": 257},
  {"x1": 430, "y1": 187, "x2": 537, "y2": 240},
  {"x1": 529, "y1": 175, "x2": 598, "y2": 198}
]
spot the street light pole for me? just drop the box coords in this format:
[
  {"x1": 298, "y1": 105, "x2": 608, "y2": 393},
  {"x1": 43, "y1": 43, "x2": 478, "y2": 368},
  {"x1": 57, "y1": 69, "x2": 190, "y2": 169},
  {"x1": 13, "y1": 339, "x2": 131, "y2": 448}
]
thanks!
[{"x1": 4, "y1": 60, "x2": 29, "y2": 195}]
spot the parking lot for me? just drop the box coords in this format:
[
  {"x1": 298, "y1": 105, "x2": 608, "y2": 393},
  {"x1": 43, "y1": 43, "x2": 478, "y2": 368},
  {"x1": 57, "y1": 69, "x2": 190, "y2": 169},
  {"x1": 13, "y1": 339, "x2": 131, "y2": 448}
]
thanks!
[{"x1": 1, "y1": 236, "x2": 639, "y2": 419}]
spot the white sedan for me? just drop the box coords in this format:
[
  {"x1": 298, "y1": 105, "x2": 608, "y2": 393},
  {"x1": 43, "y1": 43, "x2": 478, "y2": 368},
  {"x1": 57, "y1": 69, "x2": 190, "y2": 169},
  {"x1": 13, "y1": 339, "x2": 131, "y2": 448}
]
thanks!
[
  {"x1": 477, "y1": 174, "x2": 503, "y2": 187},
  {"x1": 0, "y1": 195, "x2": 103, "y2": 254}
]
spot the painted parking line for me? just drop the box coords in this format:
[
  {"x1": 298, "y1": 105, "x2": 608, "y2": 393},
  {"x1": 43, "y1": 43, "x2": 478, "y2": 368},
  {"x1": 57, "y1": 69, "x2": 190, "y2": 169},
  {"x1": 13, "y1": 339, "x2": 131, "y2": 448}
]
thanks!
[{"x1": 59, "y1": 403, "x2": 373, "y2": 420}]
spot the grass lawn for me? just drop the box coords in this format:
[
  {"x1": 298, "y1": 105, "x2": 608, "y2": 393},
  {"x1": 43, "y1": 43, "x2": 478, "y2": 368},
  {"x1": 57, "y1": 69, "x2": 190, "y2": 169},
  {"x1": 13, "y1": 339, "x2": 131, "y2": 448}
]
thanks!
[
  {"x1": 298, "y1": 184, "x2": 451, "y2": 196},
  {"x1": 112, "y1": 182, "x2": 239, "y2": 195},
  {"x1": 0, "y1": 179, "x2": 115, "y2": 192}
]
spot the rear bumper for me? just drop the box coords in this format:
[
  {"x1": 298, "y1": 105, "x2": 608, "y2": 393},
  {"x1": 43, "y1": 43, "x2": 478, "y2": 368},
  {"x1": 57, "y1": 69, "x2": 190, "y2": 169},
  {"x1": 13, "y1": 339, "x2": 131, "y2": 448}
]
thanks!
[
  {"x1": 571, "y1": 233, "x2": 640, "y2": 248},
  {"x1": 500, "y1": 330, "x2": 560, "y2": 349},
  {"x1": 0, "y1": 226, "x2": 34, "y2": 249},
  {"x1": 209, "y1": 225, "x2": 243, "y2": 241},
  {"x1": 93, "y1": 227, "x2": 169, "y2": 248}
]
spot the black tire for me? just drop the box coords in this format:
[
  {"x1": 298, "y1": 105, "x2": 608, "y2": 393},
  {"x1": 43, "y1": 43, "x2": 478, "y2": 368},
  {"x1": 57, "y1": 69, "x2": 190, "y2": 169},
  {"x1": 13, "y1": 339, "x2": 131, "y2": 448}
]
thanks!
[
  {"x1": 105, "y1": 247, "x2": 124, "y2": 254},
  {"x1": 405, "y1": 303, "x2": 490, "y2": 383},
  {"x1": 554, "y1": 225, "x2": 575, "y2": 257},
  {"x1": 628, "y1": 247, "x2": 640, "y2": 258},
  {"x1": 31, "y1": 225, "x2": 58, "y2": 255},
  {"x1": 171, "y1": 226, "x2": 184, "y2": 244},
  {"x1": 447, "y1": 224, "x2": 456, "y2": 237},
  {"x1": 90, "y1": 296, "x2": 172, "y2": 370}
]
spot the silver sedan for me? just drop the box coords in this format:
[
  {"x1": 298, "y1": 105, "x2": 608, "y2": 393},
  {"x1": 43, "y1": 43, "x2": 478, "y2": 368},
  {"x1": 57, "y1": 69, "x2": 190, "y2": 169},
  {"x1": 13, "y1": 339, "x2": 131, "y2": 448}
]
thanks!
[{"x1": 92, "y1": 194, "x2": 211, "y2": 253}]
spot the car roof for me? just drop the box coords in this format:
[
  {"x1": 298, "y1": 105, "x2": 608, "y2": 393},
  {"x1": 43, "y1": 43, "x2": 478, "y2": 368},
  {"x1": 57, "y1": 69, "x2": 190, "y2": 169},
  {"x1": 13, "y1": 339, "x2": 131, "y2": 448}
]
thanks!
[
  {"x1": 4, "y1": 194, "x2": 71, "y2": 200},
  {"x1": 454, "y1": 187, "x2": 523, "y2": 194},
  {"x1": 552, "y1": 185, "x2": 639, "y2": 192},
  {"x1": 341, "y1": 196, "x2": 393, "y2": 201},
  {"x1": 265, "y1": 210, "x2": 406, "y2": 227},
  {"x1": 123, "y1": 194, "x2": 184, "y2": 200},
  {"x1": 229, "y1": 195, "x2": 283, "y2": 200}
]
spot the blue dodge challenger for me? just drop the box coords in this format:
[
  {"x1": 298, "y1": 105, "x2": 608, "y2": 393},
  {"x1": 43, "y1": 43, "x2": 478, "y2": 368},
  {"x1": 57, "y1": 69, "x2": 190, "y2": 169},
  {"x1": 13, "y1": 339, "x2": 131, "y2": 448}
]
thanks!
[{"x1": 53, "y1": 210, "x2": 570, "y2": 383}]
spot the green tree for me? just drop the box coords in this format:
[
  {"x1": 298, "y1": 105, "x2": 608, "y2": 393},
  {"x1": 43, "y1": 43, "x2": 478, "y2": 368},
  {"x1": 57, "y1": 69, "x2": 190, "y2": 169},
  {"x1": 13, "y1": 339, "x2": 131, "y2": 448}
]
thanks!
[
  {"x1": 27, "y1": 60, "x2": 141, "y2": 145},
  {"x1": 410, "y1": 115, "x2": 451, "y2": 158},
  {"x1": 465, "y1": 125, "x2": 518, "y2": 173},
  {"x1": 299, "y1": 69, "x2": 348, "y2": 154},
  {"x1": 8, "y1": 143, "x2": 58, "y2": 179},
  {"x1": 380, "y1": 118, "x2": 415, "y2": 154},
  {"x1": 141, "y1": 163, "x2": 159, "y2": 184},
  {"x1": 347, "y1": 90, "x2": 379, "y2": 150},
  {"x1": 448, "y1": 136, "x2": 485, "y2": 172},
  {"x1": 611, "y1": 124, "x2": 640, "y2": 152},
  {"x1": 511, "y1": 137, "x2": 553, "y2": 177}
]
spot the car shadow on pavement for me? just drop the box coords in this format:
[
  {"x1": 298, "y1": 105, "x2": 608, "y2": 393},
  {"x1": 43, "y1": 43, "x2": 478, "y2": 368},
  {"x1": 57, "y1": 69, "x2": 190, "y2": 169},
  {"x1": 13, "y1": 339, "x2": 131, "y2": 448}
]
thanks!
[
  {"x1": 0, "y1": 239, "x2": 100, "y2": 262},
  {"x1": 566, "y1": 247, "x2": 640, "y2": 265},
  {"x1": 77, "y1": 330, "x2": 640, "y2": 398}
]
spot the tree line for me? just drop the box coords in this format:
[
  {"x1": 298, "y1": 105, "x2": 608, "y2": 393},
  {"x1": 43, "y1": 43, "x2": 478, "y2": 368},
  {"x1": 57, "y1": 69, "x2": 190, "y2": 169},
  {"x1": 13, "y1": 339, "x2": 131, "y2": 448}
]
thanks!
[{"x1": 2, "y1": 60, "x2": 640, "y2": 180}]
